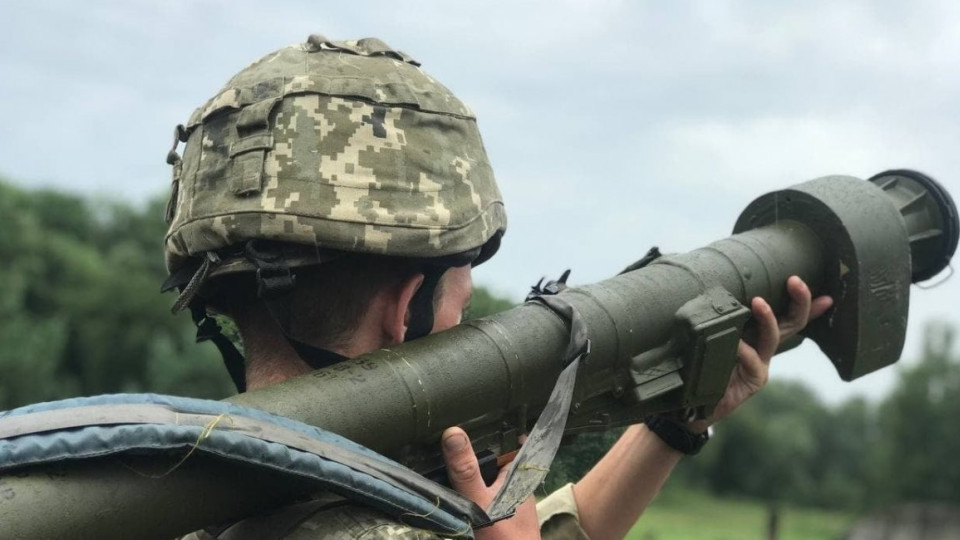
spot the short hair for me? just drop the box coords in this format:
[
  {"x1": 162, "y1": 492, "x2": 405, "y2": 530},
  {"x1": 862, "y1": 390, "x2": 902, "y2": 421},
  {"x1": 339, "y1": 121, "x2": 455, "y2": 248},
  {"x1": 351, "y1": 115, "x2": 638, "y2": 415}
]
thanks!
[{"x1": 208, "y1": 255, "x2": 422, "y2": 351}]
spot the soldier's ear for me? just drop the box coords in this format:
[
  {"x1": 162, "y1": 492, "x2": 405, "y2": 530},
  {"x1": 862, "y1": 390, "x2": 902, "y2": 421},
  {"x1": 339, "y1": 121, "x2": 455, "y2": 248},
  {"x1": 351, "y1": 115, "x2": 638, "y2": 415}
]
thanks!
[{"x1": 384, "y1": 272, "x2": 425, "y2": 345}]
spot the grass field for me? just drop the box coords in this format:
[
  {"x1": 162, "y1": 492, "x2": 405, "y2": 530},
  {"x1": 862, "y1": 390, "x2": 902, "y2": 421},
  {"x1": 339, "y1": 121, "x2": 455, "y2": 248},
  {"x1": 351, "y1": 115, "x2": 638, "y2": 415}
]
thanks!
[{"x1": 625, "y1": 488, "x2": 856, "y2": 540}]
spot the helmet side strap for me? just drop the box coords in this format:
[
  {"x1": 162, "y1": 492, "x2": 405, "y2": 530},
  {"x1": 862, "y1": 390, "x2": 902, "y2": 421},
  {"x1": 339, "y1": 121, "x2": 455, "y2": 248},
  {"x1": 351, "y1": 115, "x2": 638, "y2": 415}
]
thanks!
[
  {"x1": 404, "y1": 267, "x2": 447, "y2": 342},
  {"x1": 245, "y1": 241, "x2": 349, "y2": 373},
  {"x1": 189, "y1": 302, "x2": 248, "y2": 393}
]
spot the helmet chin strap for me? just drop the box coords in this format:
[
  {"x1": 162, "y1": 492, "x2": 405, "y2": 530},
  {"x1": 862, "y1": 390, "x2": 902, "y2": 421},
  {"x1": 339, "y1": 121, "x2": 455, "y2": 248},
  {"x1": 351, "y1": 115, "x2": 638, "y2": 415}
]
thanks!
[
  {"x1": 189, "y1": 302, "x2": 248, "y2": 393},
  {"x1": 245, "y1": 242, "x2": 447, "y2": 388},
  {"x1": 244, "y1": 242, "x2": 351, "y2": 374},
  {"x1": 404, "y1": 267, "x2": 447, "y2": 342},
  {"x1": 176, "y1": 240, "x2": 463, "y2": 393}
]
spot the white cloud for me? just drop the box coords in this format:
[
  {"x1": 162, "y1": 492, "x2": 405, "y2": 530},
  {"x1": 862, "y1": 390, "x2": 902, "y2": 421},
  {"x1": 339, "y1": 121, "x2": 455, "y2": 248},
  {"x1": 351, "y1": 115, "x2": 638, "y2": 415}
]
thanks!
[{"x1": 653, "y1": 113, "x2": 931, "y2": 196}]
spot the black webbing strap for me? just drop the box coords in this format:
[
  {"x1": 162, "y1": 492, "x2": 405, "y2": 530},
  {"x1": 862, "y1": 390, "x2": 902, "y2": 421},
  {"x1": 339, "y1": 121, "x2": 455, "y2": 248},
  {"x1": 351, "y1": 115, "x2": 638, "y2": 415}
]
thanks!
[
  {"x1": 167, "y1": 252, "x2": 221, "y2": 314},
  {"x1": 404, "y1": 266, "x2": 447, "y2": 342},
  {"x1": 288, "y1": 340, "x2": 348, "y2": 370},
  {"x1": 191, "y1": 304, "x2": 247, "y2": 393},
  {"x1": 620, "y1": 246, "x2": 662, "y2": 275},
  {"x1": 484, "y1": 270, "x2": 591, "y2": 521},
  {"x1": 171, "y1": 242, "x2": 478, "y2": 392},
  {"x1": 246, "y1": 241, "x2": 298, "y2": 329},
  {"x1": 163, "y1": 251, "x2": 248, "y2": 393},
  {"x1": 244, "y1": 241, "x2": 350, "y2": 372}
]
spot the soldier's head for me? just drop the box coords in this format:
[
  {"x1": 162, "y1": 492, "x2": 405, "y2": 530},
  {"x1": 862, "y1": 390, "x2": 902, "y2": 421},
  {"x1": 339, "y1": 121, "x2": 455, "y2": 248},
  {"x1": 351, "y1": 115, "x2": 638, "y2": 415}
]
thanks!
[{"x1": 162, "y1": 35, "x2": 505, "y2": 391}]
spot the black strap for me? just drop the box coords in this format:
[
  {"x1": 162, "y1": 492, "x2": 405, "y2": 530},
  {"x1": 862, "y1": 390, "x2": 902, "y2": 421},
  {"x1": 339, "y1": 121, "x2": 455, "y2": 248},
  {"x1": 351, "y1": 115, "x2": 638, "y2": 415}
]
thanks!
[
  {"x1": 165, "y1": 251, "x2": 247, "y2": 393},
  {"x1": 620, "y1": 246, "x2": 662, "y2": 275},
  {"x1": 288, "y1": 341, "x2": 348, "y2": 370},
  {"x1": 246, "y1": 241, "x2": 298, "y2": 327},
  {"x1": 175, "y1": 241, "x2": 473, "y2": 391},
  {"x1": 644, "y1": 415, "x2": 710, "y2": 455},
  {"x1": 167, "y1": 252, "x2": 221, "y2": 314},
  {"x1": 191, "y1": 304, "x2": 247, "y2": 393},
  {"x1": 245, "y1": 241, "x2": 352, "y2": 372},
  {"x1": 404, "y1": 267, "x2": 446, "y2": 342}
]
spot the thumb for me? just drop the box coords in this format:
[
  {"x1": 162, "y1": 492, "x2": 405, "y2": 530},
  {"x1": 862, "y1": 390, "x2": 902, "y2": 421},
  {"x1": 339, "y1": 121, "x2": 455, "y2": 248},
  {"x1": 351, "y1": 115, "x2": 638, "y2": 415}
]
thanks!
[{"x1": 442, "y1": 427, "x2": 489, "y2": 505}]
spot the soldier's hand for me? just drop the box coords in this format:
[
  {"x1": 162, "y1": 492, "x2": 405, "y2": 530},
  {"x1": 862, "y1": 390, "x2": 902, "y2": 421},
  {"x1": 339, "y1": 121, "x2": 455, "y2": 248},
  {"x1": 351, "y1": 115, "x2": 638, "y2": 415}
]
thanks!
[
  {"x1": 441, "y1": 427, "x2": 541, "y2": 539},
  {"x1": 689, "y1": 276, "x2": 833, "y2": 433}
]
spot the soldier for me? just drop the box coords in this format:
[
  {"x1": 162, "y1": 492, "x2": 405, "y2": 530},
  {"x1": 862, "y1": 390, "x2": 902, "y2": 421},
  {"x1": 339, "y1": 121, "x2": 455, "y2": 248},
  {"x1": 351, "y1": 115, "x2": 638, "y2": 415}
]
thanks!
[{"x1": 164, "y1": 35, "x2": 831, "y2": 539}]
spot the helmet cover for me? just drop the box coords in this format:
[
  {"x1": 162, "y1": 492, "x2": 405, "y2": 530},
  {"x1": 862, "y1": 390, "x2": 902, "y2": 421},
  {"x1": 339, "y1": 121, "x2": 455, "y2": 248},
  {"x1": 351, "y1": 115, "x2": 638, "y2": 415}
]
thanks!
[{"x1": 164, "y1": 35, "x2": 506, "y2": 277}]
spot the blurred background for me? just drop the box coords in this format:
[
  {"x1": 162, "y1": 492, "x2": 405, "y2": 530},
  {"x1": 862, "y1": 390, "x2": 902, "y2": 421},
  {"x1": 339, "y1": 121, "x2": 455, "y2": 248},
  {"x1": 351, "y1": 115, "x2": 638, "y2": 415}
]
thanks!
[{"x1": 2, "y1": 1, "x2": 959, "y2": 538}]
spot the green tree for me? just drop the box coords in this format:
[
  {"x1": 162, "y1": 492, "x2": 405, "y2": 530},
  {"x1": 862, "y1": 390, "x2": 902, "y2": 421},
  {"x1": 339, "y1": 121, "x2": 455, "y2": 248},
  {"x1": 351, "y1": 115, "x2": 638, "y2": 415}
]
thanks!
[
  {"x1": 465, "y1": 285, "x2": 515, "y2": 320},
  {"x1": 695, "y1": 381, "x2": 823, "y2": 504},
  {"x1": 808, "y1": 396, "x2": 879, "y2": 510},
  {"x1": 876, "y1": 323, "x2": 960, "y2": 505},
  {"x1": 0, "y1": 180, "x2": 234, "y2": 409},
  {"x1": 0, "y1": 181, "x2": 78, "y2": 406}
]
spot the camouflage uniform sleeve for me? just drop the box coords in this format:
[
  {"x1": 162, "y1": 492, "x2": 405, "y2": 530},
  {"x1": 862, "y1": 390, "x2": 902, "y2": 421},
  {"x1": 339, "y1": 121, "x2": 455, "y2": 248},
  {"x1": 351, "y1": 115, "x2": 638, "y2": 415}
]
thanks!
[
  {"x1": 285, "y1": 487, "x2": 589, "y2": 539},
  {"x1": 536, "y1": 483, "x2": 590, "y2": 540},
  {"x1": 183, "y1": 487, "x2": 588, "y2": 539},
  {"x1": 351, "y1": 483, "x2": 590, "y2": 539},
  {"x1": 352, "y1": 523, "x2": 451, "y2": 539},
  {"x1": 281, "y1": 502, "x2": 449, "y2": 540}
]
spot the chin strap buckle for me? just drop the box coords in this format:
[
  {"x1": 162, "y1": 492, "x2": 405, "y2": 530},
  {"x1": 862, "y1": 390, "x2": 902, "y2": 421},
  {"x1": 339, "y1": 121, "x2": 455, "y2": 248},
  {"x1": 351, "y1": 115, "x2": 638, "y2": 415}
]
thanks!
[{"x1": 245, "y1": 241, "x2": 297, "y2": 301}]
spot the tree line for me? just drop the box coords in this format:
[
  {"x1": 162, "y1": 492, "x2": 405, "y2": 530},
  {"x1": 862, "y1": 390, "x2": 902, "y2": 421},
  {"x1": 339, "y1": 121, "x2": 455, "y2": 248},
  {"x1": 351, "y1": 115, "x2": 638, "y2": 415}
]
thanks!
[{"x1": 1, "y1": 179, "x2": 957, "y2": 512}]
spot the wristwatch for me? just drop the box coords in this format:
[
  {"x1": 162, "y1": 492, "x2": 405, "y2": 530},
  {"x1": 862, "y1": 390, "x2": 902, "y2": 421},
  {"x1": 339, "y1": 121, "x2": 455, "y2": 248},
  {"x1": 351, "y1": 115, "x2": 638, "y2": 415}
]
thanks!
[{"x1": 644, "y1": 415, "x2": 711, "y2": 455}]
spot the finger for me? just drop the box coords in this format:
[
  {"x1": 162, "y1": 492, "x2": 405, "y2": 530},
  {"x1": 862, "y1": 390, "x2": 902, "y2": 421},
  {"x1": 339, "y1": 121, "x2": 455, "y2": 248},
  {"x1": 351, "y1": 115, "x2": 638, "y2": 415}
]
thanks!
[
  {"x1": 751, "y1": 297, "x2": 780, "y2": 362},
  {"x1": 488, "y1": 459, "x2": 512, "y2": 492},
  {"x1": 736, "y1": 340, "x2": 766, "y2": 386},
  {"x1": 780, "y1": 276, "x2": 812, "y2": 337},
  {"x1": 809, "y1": 295, "x2": 834, "y2": 320},
  {"x1": 442, "y1": 427, "x2": 488, "y2": 504},
  {"x1": 488, "y1": 434, "x2": 525, "y2": 491}
]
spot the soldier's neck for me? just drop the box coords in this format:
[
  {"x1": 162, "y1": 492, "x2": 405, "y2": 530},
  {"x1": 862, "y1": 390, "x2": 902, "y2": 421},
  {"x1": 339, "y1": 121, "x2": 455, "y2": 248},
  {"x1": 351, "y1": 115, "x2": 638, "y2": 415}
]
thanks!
[{"x1": 244, "y1": 325, "x2": 394, "y2": 391}]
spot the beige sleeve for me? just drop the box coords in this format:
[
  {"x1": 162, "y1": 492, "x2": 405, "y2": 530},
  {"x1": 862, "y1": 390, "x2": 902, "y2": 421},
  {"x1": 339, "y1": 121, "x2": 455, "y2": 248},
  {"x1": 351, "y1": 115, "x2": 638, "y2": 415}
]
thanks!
[{"x1": 536, "y1": 483, "x2": 590, "y2": 540}]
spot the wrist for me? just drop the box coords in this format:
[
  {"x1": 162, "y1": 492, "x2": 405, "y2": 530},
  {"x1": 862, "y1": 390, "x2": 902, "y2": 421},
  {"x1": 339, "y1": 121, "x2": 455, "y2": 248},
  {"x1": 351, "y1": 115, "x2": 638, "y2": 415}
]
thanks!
[
  {"x1": 685, "y1": 419, "x2": 711, "y2": 435},
  {"x1": 644, "y1": 415, "x2": 711, "y2": 456}
]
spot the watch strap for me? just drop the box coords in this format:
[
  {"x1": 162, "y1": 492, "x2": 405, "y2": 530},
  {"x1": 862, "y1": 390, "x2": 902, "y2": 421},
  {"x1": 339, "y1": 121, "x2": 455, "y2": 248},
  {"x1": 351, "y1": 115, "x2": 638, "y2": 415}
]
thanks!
[{"x1": 644, "y1": 415, "x2": 710, "y2": 455}]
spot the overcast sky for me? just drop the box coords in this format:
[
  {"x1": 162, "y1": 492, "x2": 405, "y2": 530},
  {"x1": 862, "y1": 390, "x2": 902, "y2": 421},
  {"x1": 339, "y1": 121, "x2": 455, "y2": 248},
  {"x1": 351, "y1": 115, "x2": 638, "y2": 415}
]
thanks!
[{"x1": 2, "y1": 0, "x2": 958, "y2": 404}]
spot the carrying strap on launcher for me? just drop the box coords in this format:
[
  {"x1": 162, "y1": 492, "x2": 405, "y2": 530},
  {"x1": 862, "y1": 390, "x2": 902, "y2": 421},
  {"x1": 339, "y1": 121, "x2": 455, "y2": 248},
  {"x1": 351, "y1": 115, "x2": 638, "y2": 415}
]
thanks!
[
  {"x1": 620, "y1": 246, "x2": 662, "y2": 275},
  {"x1": 483, "y1": 270, "x2": 592, "y2": 520},
  {"x1": 482, "y1": 250, "x2": 659, "y2": 519}
]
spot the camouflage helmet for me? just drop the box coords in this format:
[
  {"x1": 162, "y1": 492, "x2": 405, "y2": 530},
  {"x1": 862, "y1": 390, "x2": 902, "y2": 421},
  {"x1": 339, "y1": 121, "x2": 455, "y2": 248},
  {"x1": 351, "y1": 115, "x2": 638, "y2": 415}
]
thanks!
[{"x1": 163, "y1": 34, "x2": 506, "y2": 283}]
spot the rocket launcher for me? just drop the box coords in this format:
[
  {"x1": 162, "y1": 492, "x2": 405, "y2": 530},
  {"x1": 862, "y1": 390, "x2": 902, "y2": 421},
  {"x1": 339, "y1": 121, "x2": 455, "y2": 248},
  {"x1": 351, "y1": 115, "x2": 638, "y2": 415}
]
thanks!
[
  {"x1": 231, "y1": 169, "x2": 957, "y2": 477},
  {"x1": 0, "y1": 170, "x2": 956, "y2": 538}
]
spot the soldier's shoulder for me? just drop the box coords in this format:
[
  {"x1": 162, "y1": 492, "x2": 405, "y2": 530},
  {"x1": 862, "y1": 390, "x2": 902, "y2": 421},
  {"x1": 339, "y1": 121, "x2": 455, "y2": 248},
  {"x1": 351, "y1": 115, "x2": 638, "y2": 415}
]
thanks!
[
  {"x1": 286, "y1": 504, "x2": 440, "y2": 540},
  {"x1": 284, "y1": 499, "x2": 447, "y2": 540},
  {"x1": 180, "y1": 493, "x2": 449, "y2": 539}
]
